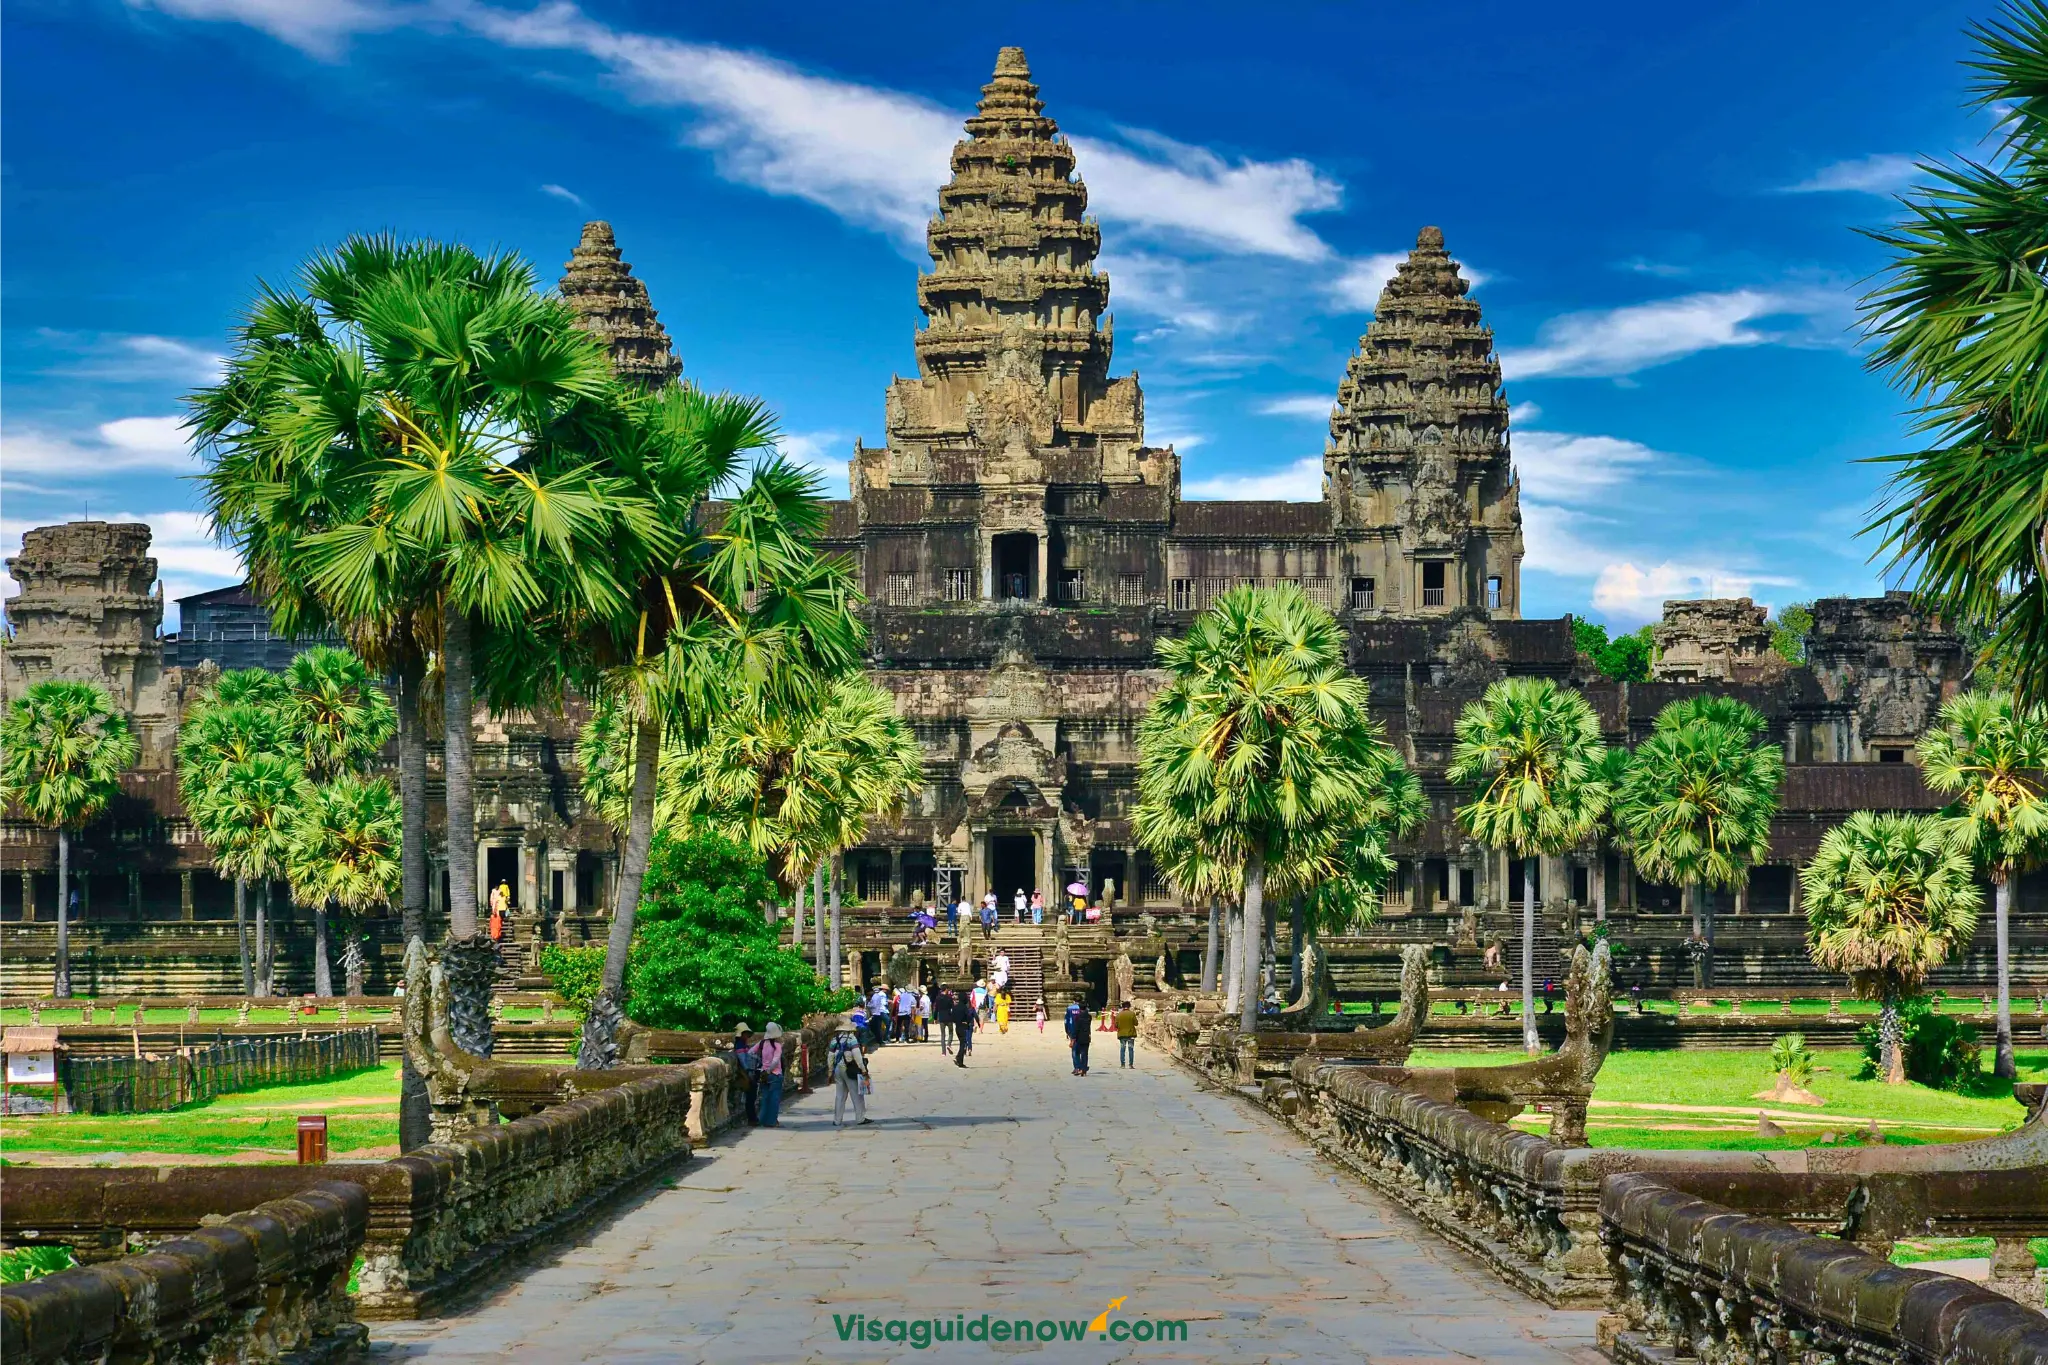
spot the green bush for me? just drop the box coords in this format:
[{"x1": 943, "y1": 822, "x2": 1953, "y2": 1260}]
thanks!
[
  {"x1": 623, "y1": 826, "x2": 854, "y2": 1032},
  {"x1": 1, "y1": 1246, "x2": 74, "y2": 1284},
  {"x1": 538, "y1": 943, "x2": 606, "y2": 1011},
  {"x1": 1858, "y1": 996, "x2": 1983, "y2": 1090}
]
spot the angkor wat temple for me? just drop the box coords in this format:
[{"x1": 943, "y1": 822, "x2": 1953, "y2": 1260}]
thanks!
[{"x1": 4, "y1": 48, "x2": 2042, "y2": 1001}]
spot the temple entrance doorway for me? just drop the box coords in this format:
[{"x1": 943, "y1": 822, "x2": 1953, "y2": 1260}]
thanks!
[
  {"x1": 486, "y1": 846, "x2": 519, "y2": 908},
  {"x1": 993, "y1": 533, "x2": 1037, "y2": 601},
  {"x1": 989, "y1": 834, "x2": 1035, "y2": 904}
]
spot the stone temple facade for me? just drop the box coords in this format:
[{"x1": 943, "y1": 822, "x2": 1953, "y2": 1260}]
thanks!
[{"x1": 4, "y1": 46, "x2": 2041, "y2": 999}]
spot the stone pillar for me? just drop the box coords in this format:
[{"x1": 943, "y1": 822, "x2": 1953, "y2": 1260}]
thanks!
[
  {"x1": 520, "y1": 839, "x2": 539, "y2": 912},
  {"x1": 429, "y1": 854, "x2": 448, "y2": 920},
  {"x1": 475, "y1": 841, "x2": 492, "y2": 913},
  {"x1": 968, "y1": 829, "x2": 987, "y2": 905},
  {"x1": 21, "y1": 869, "x2": 34, "y2": 922},
  {"x1": 180, "y1": 870, "x2": 194, "y2": 922},
  {"x1": 889, "y1": 847, "x2": 904, "y2": 907},
  {"x1": 1734, "y1": 885, "x2": 1747, "y2": 917},
  {"x1": 980, "y1": 533, "x2": 994, "y2": 601},
  {"x1": 1037, "y1": 830, "x2": 1055, "y2": 903},
  {"x1": 1787, "y1": 869, "x2": 1800, "y2": 918},
  {"x1": 1036, "y1": 537, "x2": 1049, "y2": 603},
  {"x1": 1130, "y1": 848, "x2": 1145, "y2": 910}
]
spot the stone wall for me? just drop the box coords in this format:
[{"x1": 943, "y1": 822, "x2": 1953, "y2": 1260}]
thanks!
[{"x1": 0, "y1": 1182, "x2": 367, "y2": 1364}]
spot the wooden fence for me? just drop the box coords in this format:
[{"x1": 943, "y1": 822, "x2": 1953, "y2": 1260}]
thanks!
[{"x1": 60, "y1": 1028, "x2": 380, "y2": 1115}]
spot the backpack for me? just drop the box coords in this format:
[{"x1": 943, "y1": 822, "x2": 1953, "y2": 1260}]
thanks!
[{"x1": 736, "y1": 1042, "x2": 761, "y2": 1074}]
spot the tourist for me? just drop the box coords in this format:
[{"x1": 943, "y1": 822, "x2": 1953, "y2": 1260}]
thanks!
[
  {"x1": 828, "y1": 1020, "x2": 869, "y2": 1128},
  {"x1": 996, "y1": 986, "x2": 1011, "y2": 1034},
  {"x1": 954, "y1": 991, "x2": 976, "y2": 1066},
  {"x1": 992, "y1": 948, "x2": 1010, "y2": 992},
  {"x1": 1013, "y1": 887, "x2": 1027, "y2": 922},
  {"x1": 1541, "y1": 978, "x2": 1555, "y2": 1014},
  {"x1": 937, "y1": 987, "x2": 956, "y2": 1053},
  {"x1": 733, "y1": 1023, "x2": 761, "y2": 1124},
  {"x1": 1035, "y1": 1001, "x2": 1047, "y2": 1033},
  {"x1": 1630, "y1": 983, "x2": 1645, "y2": 1014},
  {"x1": 868, "y1": 985, "x2": 891, "y2": 1046},
  {"x1": 1114, "y1": 1000, "x2": 1138, "y2": 1068},
  {"x1": 894, "y1": 983, "x2": 917, "y2": 1042},
  {"x1": 917, "y1": 986, "x2": 932, "y2": 1041},
  {"x1": 945, "y1": 898, "x2": 959, "y2": 934},
  {"x1": 1030, "y1": 890, "x2": 1044, "y2": 924},
  {"x1": 756, "y1": 1022, "x2": 787, "y2": 1127},
  {"x1": 1066, "y1": 999, "x2": 1093, "y2": 1075}
]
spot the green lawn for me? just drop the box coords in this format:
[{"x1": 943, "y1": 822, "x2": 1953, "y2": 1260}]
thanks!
[
  {"x1": 1406, "y1": 994, "x2": 2026, "y2": 1018},
  {"x1": 0, "y1": 1006, "x2": 569, "y2": 1025},
  {"x1": 0, "y1": 1062, "x2": 400, "y2": 1161},
  {"x1": 1401, "y1": 1046, "x2": 2046, "y2": 1150}
]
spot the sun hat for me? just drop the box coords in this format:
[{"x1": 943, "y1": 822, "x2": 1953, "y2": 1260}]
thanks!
[
  {"x1": 735, "y1": 1023, "x2": 755, "y2": 1035},
  {"x1": 764, "y1": 1022, "x2": 785, "y2": 1039},
  {"x1": 836, "y1": 1019, "x2": 858, "y2": 1033}
]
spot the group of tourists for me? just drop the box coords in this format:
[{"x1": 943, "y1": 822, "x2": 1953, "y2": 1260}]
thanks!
[
  {"x1": 1060, "y1": 999, "x2": 1140, "y2": 1075},
  {"x1": 939, "y1": 886, "x2": 1106, "y2": 934},
  {"x1": 730, "y1": 1020, "x2": 791, "y2": 1127}
]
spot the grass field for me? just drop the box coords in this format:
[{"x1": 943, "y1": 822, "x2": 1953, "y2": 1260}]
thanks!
[
  {"x1": 1402, "y1": 1046, "x2": 2046, "y2": 1149},
  {"x1": 0, "y1": 1062, "x2": 401, "y2": 1161},
  {"x1": 1391, "y1": 994, "x2": 2034, "y2": 1018},
  {"x1": 0, "y1": 1005, "x2": 569, "y2": 1025}
]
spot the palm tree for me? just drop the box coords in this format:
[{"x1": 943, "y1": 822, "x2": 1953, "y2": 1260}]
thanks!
[
  {"x1": 1862, "y1": 2, "x2": 2048, "y2": 700},
  {"x1": 175, "y1": 685, "x2": 296, "y2": 994},
  {"x1": 1135, "y1": 583, "x2": 1389, "y2": 1034},
  {"x1": 191, "y1": 754, "x2": 307, "y2": 996},
  {"x1": 1918, "y1": 689, "x2": 2048, "y2": 1079},
  {"x1": 193, "y1": 235, "x2": 651, "y2": 1056},
  {"x1": 1801, "y1": 811, "x2": 1982, "y2": 1083},
  {"x1": 1, "y1": 682, "x2": 140, "y2": 998},
  {"x1": 281, "y1": 646, "x2": 397, "y2": 781},
  {"x1": 1614, "y1": 695, "x2": 1784, "y2": 988},
  {"x1": 1447, "y1": 677, "x2": 1610, "y2": 1054},
  {"x1": 285, "y1": 774, "x2": 401, "y2": 997}
]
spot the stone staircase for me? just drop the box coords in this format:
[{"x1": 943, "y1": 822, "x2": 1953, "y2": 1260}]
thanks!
[
  {"x1": 994, "y1": 928, "x2": 1045, "y2": 1018},
  {"x1": 1502, "y1": 921, "x2": 1571, "y2": 995}
]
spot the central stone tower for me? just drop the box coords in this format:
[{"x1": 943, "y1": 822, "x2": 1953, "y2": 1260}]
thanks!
[{"x1": 851, "y1": 46, "x2": 1174, "y2": 609}]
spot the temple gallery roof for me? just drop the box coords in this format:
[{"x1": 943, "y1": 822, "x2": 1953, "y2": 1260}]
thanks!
[{"x1": 1170, "y1": 501, "x2": 1334, "y2": 539}]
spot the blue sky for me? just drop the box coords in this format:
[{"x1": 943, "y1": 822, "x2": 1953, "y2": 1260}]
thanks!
[{"x1": 0, "y1": 0, "x2": 2006, "y2": 628}]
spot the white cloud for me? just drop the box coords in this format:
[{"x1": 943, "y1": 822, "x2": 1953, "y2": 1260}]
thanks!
[
  {"x1": 1072, "y1": 129, "x2": 1340, "y2": 262},
  {"x1": 1500, "y1": 289, "x2": 1820, "y2": 380},
  {"x1": 1184, "y1": 455, "x2": 1320, "y2": 500},
  {"x1": 1508, "y1": 401, "x2": 1541, "y2": 425},
  {"x1": 539, "y1": 182, "x2": 585, "y2": 206},
  {"x1": 1513, "y1": 430, "x2": 1663, "y2": 503},
  {"x1": 1783, "y1": 153, "x2": 1919, "y2": 195},
  {"x1": 1591, "y1": 562, "x2": 1794, "y2": 627},
  {"x1": 2, "y1": 416, "x2": 198, "y2": 476},
  {"x1": 127, "y1": 0, "x2": 409, "y2": 57},
  {"x1": 39, "y1": 331, "x2": 225, "y2": 384},
  {"x1": 1099, "y1": 252, "x2": 1228, "y2": 335},
  {"x1": 774, "y1": 430, "x2": 850, "y2": 498},
  {"x1": 1328, "y1": 253, "x2": 1407, "y2": 311},
  {"x1": 1520, "y1": 501, "x2": 1610, "y2": 574},
  {"x1": 1255, "y1": 394, "x2": 1334, "y2": 420}
]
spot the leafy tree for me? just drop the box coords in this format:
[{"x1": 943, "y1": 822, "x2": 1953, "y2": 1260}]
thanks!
[
  {"x1": 175, "y1": 686, "x2": 296, "y2": 994},
  {"x1": 621, "y1": 828, "x2": 851, "y2": 1031},
  {"x1": 1856, "y1": 995, "x2": 1984, "y2": 1090},
  {"x1": 191, "y1": 754, "x2": 307, "y2": 996},
  {"x1": 538, "y1": 943, "x2": 605, "y2": 1012},
  {"x1": 1861, "y1": 2, "x2": 2048, "y2": 702},
  {"x1": 1136, "y1": 583, "x2": 1393, "y2": 1033},
  {"x1": 1801, "y1": 811, "x2": 1982, "y2": 1083},
  {"x1": 1571, "y1": 618, "x2": 1655, "y2": 682},
  {"x1": 192, "y1": 235, "x2": 655, "y2": 1058},
  {"x1": 1615, "y1": 695, "x2": 1784, "y2": 987},
  {"x1": 1917, "y1": 689, "x2": 2048, "y2": 1079},
  {"x1": 0, "y1": 682, "x2": 139, "y2": 998},
  {"x1": 285, "y1": 773, "x2": 400, "y2": 996},
  {"x1": 1447, "y1": 677, "x2": 1610, "y2": 1053},
  {"x1": 1770, "y1": 602, "x2": 1814, "y2": 664},
  {"x1": 281, "y1": 646, "x2": 396, "y2": 781}
]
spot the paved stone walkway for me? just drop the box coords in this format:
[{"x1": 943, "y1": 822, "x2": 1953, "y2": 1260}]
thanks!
[{"x1": 370, "y1": 1026, "x2": 1602, "y2": 1363}]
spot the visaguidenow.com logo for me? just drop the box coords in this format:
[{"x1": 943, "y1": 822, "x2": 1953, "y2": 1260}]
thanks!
[{"x1": 832, "y1": 1298, "x2": 1189, "y2": 1349}]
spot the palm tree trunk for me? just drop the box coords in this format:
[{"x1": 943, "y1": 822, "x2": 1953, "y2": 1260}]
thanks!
[
  {"x1": 578, "y1": 711, "x2": 659, "y2": 1070},
  {"x1": 813, "y1": 862, "x2": 825, "y2": 971},
  {"x1": 1522, "y1": 854, "x2": 1538, "y2": 1054},
  {"x1": 235, "y1": 878, "x2": 252, "y2": 996},
  {"x1": 1684, "y1": 883, "x2": 1703, "y2": 989},
  {"x1": 1994, "y1": 870, "x2": 2015, "y2": 1080},
  {"x1": 828, "y1": 857, "x2": 843, "y2": 990},
  {"x1": 1223, "y1": 901, "x2": 1242, "y2": 1015},
  {"x1": 256, "y1": 880, "x2": 270, "y2": 997},
  {"x1": 792, "y1": 874, "x2": 805, "y2": 956},
  {"x1": 313, "y1": 899, "x2": 333, "y2": 997},
  {"x1": 1289, "y1": 895, "x2": 1305, "y2": 995},
  {"x1": 1593, "y1": 847, "x2": 1607, "y2": 924},
  {"x1": 1241, "y1": 853, "x2": 1266, "y2": 1034},
  {"x1": 54, "y1": 829, "x2": 72, "y2": 999},
  {"x1": 394, "y1": 656, "x2": 432, "y2": 1150},
  {"x1": 1700, "y1": 881, "x2": 1716, "y2": 988},
  {"x1": 440, "y1": 607, "x2": 495, "y2": 1057},
  {"x1": 1879, "y1": 986, "x2": 1906, "y2": 1085},
  {"x1": 1203, "y1": 896, "x2": 1219, "y2": 994}
]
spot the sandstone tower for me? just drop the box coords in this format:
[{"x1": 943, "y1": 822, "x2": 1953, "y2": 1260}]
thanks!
[
  {"x1": 1325, "y1": 227, "x2": 1523, "y2": 616},
  {"x1": 559, "y1": 220, "x2": 682, "y2": 389}
]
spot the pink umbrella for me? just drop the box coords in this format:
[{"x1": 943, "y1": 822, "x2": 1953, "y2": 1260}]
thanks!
[{"x1": 1066, "y1": 882, "x2": 1089, "y2": 896}]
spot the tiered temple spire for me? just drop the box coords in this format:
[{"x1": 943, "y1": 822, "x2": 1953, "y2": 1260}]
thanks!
[
  {"x1": 1326, "y1": 226, "x2": 1507, "y2": 471},
  {"x1": 558, "y1": 221, "x2": 681, "y2": 389}
]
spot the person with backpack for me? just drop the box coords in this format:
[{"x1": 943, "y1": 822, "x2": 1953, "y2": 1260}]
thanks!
[
  {"x1": 1066, "y1": 1000, "x2": 1093, "y2": 1076},
  {"x1": 733, "y1": 1023, "x2": 761, "y2": 1125},
  {"x1": 1114, "y1": 1001, "x2": 1139, "y2": 1068},
  {"x1": 954, "y1": 990, "x2": 976, "y2": 1066},
  {"x1": 828, "y1": 1019, "x2": 870, "y2": 1128}
]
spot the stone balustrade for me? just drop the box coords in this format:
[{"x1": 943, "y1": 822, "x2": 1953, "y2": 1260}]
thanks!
[
  {"x1": 1598, "y1": 1172, "x2": 2048, "y2": 1365},
  {"x1": 0, "y1": 1182, "x2": 367, "y2": 1364}
]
